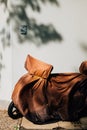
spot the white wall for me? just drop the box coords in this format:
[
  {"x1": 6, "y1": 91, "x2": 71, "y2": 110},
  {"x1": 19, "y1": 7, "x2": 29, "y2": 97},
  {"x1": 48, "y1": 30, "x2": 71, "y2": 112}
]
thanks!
[
  {"x1": 11, "y1": 0, "x2": 87, "y2": 81},
  {"x1": 0, "y1": 0, "x2": 87, "y2": 101},
  {"x1": 0, "y1": 3, "x2": 12, "y2": 101}
]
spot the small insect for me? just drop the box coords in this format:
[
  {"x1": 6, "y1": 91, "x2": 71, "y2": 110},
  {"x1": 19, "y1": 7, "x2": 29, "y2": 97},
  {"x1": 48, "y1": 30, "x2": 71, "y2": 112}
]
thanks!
[{"x1": 20, "y1": 25, "x2": 27, "y2": 35}]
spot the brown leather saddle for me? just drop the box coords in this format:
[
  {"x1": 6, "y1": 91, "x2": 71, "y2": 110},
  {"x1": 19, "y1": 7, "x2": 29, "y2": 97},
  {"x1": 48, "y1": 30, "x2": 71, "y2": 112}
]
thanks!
[{"x1": 8, "y1": 55, "x2": 87, "y2": 124}]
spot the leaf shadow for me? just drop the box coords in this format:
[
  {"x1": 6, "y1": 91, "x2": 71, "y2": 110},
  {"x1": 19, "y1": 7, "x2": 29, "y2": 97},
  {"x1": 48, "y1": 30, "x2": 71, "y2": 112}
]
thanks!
[
  {"x1": 0, "y1": 0, "x2": 62, "y2": 80},
  {"x1": 9, "y1": 0, "x2": 62, "y2": 45}
]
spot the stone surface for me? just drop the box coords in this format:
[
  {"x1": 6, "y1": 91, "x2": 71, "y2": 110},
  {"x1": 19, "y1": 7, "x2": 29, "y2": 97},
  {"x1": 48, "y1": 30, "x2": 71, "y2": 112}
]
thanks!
[{"x1": 0, "y1": 100, "x2": 87, "y2": 130}]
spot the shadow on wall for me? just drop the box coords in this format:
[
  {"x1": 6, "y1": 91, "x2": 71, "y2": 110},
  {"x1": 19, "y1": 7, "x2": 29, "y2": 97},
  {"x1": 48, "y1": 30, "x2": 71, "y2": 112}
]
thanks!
[
  {"x1": 0, "y1": 0, "x2": 10, "y2": 49},
  {"x1": 0, "y1": 53, "x2": 5, "y2": 82},
  {"x1": 10, "y1": 0, "x2": 62, "y2": 45},
  {"x1": 80, "y1": 43, "x2": 87, "y2": 53},
  {"x1": 0, "y1": 0, "x2": 62, "y2": 47},
  {"x1": 0, "y1": 0, "x2": 63, "y2": 80}
]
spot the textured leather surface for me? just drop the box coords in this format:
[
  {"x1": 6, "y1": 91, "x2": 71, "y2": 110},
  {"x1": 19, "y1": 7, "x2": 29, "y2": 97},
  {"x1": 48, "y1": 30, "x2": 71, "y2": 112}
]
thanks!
[{"x1": 11, "y1": 55, "x2": 87, "y2": 123}]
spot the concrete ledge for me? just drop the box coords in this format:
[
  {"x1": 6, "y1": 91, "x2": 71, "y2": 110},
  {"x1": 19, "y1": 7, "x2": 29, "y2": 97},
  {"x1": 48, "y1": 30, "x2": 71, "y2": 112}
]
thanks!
[{"x1": 0, "y1": 100, "x2": 87, "y2": 129}]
